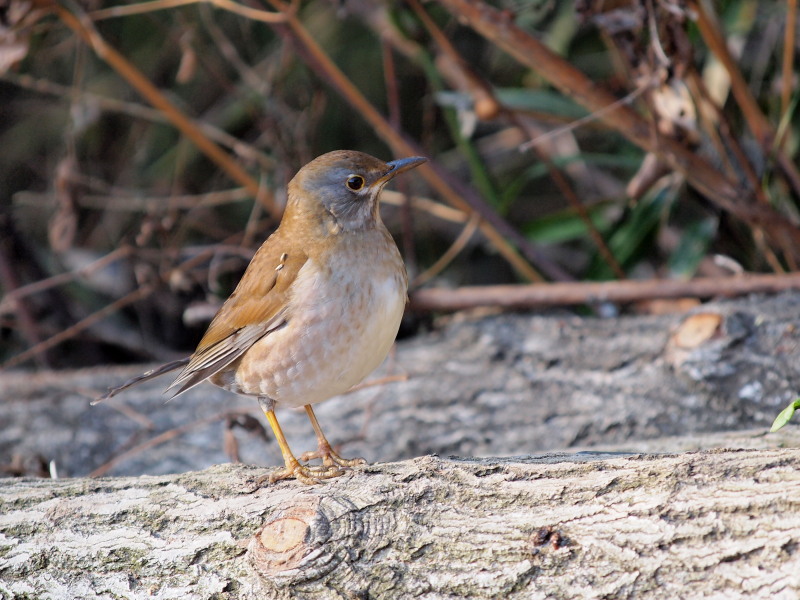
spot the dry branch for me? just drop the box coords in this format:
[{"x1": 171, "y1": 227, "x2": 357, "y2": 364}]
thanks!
[
  {"x1": 410, "y1": 272, "x2": 800, "y2": 311},
  {"x1": 435, "y1": 0, "x2": 800, "y2": 252},
  {"x1": 55, "y1": 3, "x2": 279, "y2": 218},
  {"x1": 265, "y1": 0, "x2": 558, "y2": 282}
]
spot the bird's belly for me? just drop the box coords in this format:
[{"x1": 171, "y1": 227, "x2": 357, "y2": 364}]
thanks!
[{"x1": 227, "y1": 260, "x2": 405, "y2": 408}]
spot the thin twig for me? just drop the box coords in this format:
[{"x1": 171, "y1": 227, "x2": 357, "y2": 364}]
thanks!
[
  {"x1": 1, "y1": 73, "x2": 275, "y2": 170},
  {"x1": 407, "y1": 0, "x2": 621, "y2": 279},
  {"x1": 434, "y1": 0, "x2": 800, "y2": 255},
  {"x1": 519, "y1": 83, "x2": 651, "y2": 151},
  {"x1": 781, "y1": 0, "x2": 798, "y2": 119},
  {"x1": 686, "y1": 72, "x2": 759, "y2": 196},
  {"x1": 88, "y1": 408, "x2": 252, "y2": 478},
  {"x1": 55, "y1": 1, "x2": 279, "y2": 219},
  {"x1": 688, "y1": 69, "x2": 789, "y2": 271},
  {"x1": 409, "y1": 272, "x2": 800, "y2": 312},
  {"x1": 381, "y1": 190, "x2": 469, "y2": 224},
  {"x1": 89, "y1": 0, "x2": 288, "y2": 23},
  {"x1": 346, "y1": 374, "x2": 408, "y2": 394},
  {"x1": 412, "y1": 210, "x2": 481, "y2": 288},
  {"x1": 199, "y1": 3, "x2": 269, "y2": 93},
  {"x1": 14, "y1": 188, "x2": 253, "y2": 212},
  {"x1": 0, "y1": 231, "x2": 48, "y2": 367},
  {"x1": 383, "y1": 39, "x2": 417, "y2": 276},
  {"x1": 264, "y1": 0, "x2": 546, "y2": 282},
  {"x1": 1, "y1": 284, "x2": 156, "y2": 370},
  {"x1": 72, "y1": 385, "x2": 157, "y2": 429},
  {"x1": 0, "y1": 246, "x2": 133, "y2": 310},
  {"x1": 690, "y1": 0, "x2": 800, "y2": 201},
  {"x1": 688, "y1": 0, "x2": 773, "y2": 147}
]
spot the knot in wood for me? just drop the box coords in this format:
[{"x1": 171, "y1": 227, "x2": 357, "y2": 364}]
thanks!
[
  {"x1": 248, "y1": 499, "x2": 327, "y2": 579},
  {"x1": 247, "y1": 495, "x2": 365, "y2": 586},
  {"x1": 664, "y1": 310, "x2": 755, "y2": 379},
  {"x1": 671, "y1": 312, "x2": 724, "y2": 350}
]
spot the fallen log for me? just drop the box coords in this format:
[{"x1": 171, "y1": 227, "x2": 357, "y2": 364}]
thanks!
[{"x1": 1, "y1": 450, "x2": 799, "y2": 599}]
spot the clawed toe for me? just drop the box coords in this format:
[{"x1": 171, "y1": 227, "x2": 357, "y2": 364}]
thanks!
[
  {"x1": 256, "y1": 403, "x2": 367, "y2": 485},
  {"x1": 299, "y1": 444, "x2": 366, "y2": 469},
  {"x1": 257, "y1": 460, "x2": 344, "y2": 486},
  {"x1": 301, "y1": 405, "x2": 367, "y2": 469}
]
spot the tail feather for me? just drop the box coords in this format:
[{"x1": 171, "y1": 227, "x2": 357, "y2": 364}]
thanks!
[{"x1": 93, "y1": 358, "x2": 190, "y2": 405}]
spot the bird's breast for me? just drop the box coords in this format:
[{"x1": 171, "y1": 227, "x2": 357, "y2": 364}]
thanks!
[{"x1": 229, "y1": 230, "x2": 407, "y2": 407}]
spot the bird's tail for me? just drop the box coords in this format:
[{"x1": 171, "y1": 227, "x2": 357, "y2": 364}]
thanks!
[{"x1": 92, "y1": 358, "x2": 190, "y2": 405}]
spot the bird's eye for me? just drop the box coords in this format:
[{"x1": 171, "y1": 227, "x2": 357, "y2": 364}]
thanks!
[{"x1": 346, "y1": 175, "x2": 365, "y2": 191}]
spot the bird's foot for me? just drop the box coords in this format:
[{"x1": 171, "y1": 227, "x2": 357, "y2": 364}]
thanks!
[
  {"x1": 257, "y1": 457, "x2": 344, "y2": 486},
  {"x1": 299, "y1": 440, "x2": 366, "y2": 469}
]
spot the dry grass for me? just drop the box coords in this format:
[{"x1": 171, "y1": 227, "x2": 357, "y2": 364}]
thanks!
[{"x1": 0, "y1": 0, "x2": 797, "y2": 368}]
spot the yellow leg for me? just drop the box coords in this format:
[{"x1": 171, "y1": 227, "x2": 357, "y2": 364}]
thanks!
[
  {"x1": 257, "y1": 399, "x2": 342, "y2": 485},
  {"x1": 298, "y1": 405, "x2": 366, "y2": 469}
]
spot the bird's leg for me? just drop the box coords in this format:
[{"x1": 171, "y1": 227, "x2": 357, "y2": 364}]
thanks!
[
  {"x1": 298, "y1": 405, "x2": 367, "y2": 468},
  {"x1": 256, "y1": 398, "x2": 343, "y2": 485}
]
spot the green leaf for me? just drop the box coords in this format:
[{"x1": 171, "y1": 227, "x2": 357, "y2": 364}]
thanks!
[
  {"x1": 585, "y1": 185, "x2": 672, "y2": 280},
  {"x1": 668, "y1": 218, "x2": 718, "y2": 278},
  {"x1": 524, "y1": 204, "x2": 612, "y2": 244},
  {"x1": 770, "y1": 399, "x2": 800, "y2": 433},
  {"x1": 494, "y1": 88, "x2": 588, "y2": 120}
]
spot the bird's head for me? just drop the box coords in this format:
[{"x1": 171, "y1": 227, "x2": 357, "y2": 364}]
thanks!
[{"x1": 286, "y1": 150, "x2": 426, "y2": 233}]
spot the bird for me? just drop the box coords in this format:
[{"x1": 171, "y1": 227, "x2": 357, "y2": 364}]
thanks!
[{"x1": 98, "y1": 150, "x2": 426, "y2": 484}]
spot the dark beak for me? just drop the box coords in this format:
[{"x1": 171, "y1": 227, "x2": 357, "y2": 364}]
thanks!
[{"x1": 378, "y1": 156, "x2": 427, "y2": 185}]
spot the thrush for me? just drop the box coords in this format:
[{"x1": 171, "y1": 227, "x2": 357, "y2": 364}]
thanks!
[{"x1": 99, "y1": 150, "x2": 426, "y2": 484}]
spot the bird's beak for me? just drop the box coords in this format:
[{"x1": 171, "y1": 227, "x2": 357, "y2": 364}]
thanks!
[{"x1": 377, "y1": 156, "x2": 427, "y2": 186}]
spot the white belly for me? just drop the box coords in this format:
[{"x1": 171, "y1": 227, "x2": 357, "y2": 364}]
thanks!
[{"x1": 231, "y1": 249, "x2": 406, "y2": 408}]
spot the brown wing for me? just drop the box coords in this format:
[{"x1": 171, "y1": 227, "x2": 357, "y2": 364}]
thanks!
[{"x1": 167, "y1": 232, "x2": 307, "y2": 397}]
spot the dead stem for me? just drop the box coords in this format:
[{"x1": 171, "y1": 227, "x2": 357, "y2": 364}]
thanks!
[
  {"x1": 55, "y1": 2, "x2": 279, "y2": 219},
  {"x1": 410, "y1": 272, "x2": 800, "y2": 312}
]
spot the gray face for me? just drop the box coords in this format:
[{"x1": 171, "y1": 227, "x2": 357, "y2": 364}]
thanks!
[
  {"x1": 289, "y1": 151, "x2": 426, "y2": 233},
  {"x1": 293, "y1": 151, "x2": 392, "y2": 232}
]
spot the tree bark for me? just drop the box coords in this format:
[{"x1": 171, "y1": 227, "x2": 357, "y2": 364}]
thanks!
[
  {"x1": 1, "y1": 450, "x2": 799, "y2": 599},
  {"x1": 3, "y1": 292, "x2": 800, "y2": 597},
  {"x1": 4, "y1": 292, "x2": 800, "y2": 480}
]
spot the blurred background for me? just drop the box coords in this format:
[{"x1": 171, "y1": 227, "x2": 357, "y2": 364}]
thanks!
[{"x1": 0, "y1": 0, "x2": 797, "y2": 371}]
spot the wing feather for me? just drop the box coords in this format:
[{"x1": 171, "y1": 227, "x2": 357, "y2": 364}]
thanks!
[{"x1": 166, "y1": 231, "x2": 306, "y2": 397}]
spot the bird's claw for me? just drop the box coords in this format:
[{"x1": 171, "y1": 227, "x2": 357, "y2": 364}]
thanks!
[
  {"x1": 257, "y1": 458, "x2": 345, "y2": 486},
  {"x1": 299, "y1": 442, "x2": 366, "y2": 469}
]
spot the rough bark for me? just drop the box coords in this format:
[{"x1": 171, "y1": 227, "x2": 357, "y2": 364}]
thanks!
[
  {"x1": 1, "y1": 451, "x2": 799, "y2": 599},
  {"x1": 2, "y1": 292, "x2": 800, "y2": 598},
  {"x1": 3, "y1": 292, "x2": 800, "y2": 479}
]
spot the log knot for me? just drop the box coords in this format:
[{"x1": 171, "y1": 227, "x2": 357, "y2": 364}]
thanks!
[{"x1": 247, "y1": 494, "x2": 367, "y2": 587}]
